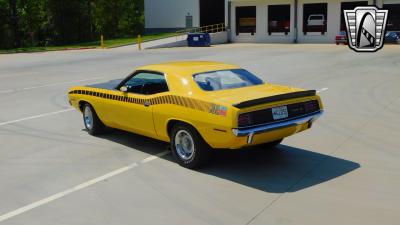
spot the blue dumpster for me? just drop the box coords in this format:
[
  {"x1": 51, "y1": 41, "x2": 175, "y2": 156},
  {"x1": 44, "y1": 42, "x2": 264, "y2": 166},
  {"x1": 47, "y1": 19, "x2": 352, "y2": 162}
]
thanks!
[{"x1": 187, "y1": 33, "x2": 211, "y2": 47}]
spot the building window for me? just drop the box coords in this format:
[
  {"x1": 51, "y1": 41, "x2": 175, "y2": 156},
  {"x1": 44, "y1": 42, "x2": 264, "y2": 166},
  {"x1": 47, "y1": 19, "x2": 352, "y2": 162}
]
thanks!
[
  {"x1": 303, "y1": 3, "x2": 327, "y2": 35},
  {"x1": 268, "y1": 5, "x2": 291, "y2": 35},
  {"x1": 340, "y1": 1, "x2": 368, "y2": 31},
  {"x1": 236, "y1": 6, "x2": 256, "y2": 35},
  {"x1": 383, "y1": 4, "x2": 400, "y2": 31}
]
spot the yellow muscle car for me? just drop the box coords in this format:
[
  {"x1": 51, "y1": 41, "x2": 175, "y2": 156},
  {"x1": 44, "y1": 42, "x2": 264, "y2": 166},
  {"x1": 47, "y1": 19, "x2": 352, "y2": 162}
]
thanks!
[{"x1": 68, "y1": 61, "x2": 323, "y2": 168}]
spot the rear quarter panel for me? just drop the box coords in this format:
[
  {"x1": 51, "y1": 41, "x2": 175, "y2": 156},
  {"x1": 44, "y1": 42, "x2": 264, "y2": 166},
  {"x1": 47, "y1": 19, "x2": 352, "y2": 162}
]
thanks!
[{"x1": 152, "y1": 95, "x2": 236, "y2": 147}]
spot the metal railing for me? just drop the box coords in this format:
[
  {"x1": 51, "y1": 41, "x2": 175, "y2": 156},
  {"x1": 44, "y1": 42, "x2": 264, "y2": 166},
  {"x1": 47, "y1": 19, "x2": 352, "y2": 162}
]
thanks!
[{"x1": 175, "y1": 23, "x2": 226, "y2": 39}]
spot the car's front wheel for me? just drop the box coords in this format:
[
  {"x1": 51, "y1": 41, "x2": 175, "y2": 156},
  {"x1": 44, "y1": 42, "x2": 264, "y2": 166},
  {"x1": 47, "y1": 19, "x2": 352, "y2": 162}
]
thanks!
[
  {"x1": 170, "y1": 123, "x2": 210, "y2": 169},
  {"x1": 82, "y1": 103, "x2": 105, "y2": 135}
]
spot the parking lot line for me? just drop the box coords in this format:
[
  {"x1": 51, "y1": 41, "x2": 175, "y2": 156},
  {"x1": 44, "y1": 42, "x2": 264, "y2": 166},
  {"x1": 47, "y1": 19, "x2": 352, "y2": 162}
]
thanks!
[
  {"x1": 0, "y1": 77, "x2": 104, "y2": 94},
  {"x1": 0, "y1": 71, "x2": 40, "y2": 79},
  {"x1": 317, "y1": 87, "x2": 329, "y2": 93},
  {"x1": 0, "y1": 150, "x2": 170, "y2": 223},
  {"x1": 0, "y1": 109, "x2": 74, "y2": 127}
]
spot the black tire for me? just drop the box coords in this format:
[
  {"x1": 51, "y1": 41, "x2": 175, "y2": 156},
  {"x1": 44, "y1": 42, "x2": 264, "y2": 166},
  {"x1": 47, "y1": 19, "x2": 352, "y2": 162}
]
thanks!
[
  {"x1": 256, "y1": 139, "x2": 283, "y2": 150},
  {"x1": 170, "y1": 123, "x2": 210, "y2": 169},
  {"x1": 82, "y1": 103, "x2": 105, "y2": 135}
]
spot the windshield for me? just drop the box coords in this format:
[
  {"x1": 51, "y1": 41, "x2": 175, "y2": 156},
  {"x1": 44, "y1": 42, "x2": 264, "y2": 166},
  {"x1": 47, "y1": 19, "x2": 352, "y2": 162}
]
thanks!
[{"x1": 193, "y1": 69, "x2": 264, "y2": 91}]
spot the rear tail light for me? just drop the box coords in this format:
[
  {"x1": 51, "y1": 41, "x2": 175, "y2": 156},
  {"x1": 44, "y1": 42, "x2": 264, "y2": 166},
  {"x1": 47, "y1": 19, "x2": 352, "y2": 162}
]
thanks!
[
  {"x1": 237, "y1": 100, "x2": 319, "y2": 128},
  {"x1": 304, "y1": 101, "x2": 319, "y2": 113},
  {"x1": 238, "y1": 113, "x2": 252, "y2": 127}
]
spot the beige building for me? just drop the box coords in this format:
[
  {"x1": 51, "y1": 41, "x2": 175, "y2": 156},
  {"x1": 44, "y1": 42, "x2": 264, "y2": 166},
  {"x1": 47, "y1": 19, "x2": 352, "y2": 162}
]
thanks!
[{"x1": 145, "y1": 0, "x2": 400, "y2": 43}]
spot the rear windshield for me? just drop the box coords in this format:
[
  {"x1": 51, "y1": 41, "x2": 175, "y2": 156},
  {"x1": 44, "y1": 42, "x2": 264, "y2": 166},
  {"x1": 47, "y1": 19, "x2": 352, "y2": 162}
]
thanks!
[
  {"x1": 193, "y1": 69, "x2": 264, "y2": 91},
  {"x1": 310, "y1": 16, "x2": 323, "y2": 20}
]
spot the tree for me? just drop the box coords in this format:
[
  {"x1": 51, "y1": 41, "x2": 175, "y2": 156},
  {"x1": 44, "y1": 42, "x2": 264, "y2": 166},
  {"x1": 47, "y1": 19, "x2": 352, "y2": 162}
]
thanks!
[
  {"x1": 9, "y1": 0, "x2": 21, "y2": 47},
  {"x1": 0, "y1": 0, "x2": 13, "y2": 48},
  {"x1": 0, "y1": 0, "x2": 145, "y2": 49}
]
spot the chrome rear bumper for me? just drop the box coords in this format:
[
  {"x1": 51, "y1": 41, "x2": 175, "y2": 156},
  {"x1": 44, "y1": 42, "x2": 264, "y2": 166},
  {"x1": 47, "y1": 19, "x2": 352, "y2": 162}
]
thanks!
[{"x1": 232, "y1": 110, "x2": 324, "y2": 144}]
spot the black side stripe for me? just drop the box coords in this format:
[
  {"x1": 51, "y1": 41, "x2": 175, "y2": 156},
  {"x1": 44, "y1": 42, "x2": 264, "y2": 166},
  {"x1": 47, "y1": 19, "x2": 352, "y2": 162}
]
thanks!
[{"x1": 69, "y1": 90, "x2": 225, "y2": 115}]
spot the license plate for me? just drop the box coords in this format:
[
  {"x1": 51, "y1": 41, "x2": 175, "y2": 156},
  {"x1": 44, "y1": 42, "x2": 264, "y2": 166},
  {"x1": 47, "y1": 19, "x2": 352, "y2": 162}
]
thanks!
[{"x1": 272, "y1": 106, "x2": 288, "y2": 120}]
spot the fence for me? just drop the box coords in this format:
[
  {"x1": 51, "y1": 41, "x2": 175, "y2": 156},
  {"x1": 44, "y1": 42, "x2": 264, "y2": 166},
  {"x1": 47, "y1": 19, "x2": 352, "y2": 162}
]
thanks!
[{"x1": 175, "y1": 23, "x2": 227, "y2": 40}]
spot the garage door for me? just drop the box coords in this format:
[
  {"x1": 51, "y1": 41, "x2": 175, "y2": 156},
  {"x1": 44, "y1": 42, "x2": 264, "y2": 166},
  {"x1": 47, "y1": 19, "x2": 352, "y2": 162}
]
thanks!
[{"x1": 384, "y1": 4, "x2": 400, "y2": 31}]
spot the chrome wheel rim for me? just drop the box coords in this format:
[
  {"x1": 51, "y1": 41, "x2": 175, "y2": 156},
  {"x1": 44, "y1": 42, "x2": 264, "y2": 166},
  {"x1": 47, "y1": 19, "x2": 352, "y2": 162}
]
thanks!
[
  {"x1": 175, "y1": 130, "x2": 195, "y2": 160},
  {"x1": 84, "y1": 106, "x2": 93, "y2": 130}
]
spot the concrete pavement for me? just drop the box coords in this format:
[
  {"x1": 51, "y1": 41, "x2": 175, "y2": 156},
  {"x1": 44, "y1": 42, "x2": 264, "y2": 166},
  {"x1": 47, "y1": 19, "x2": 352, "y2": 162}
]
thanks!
[{"x1": 0, "y1": 44, "x2": 399, "y2": 225}]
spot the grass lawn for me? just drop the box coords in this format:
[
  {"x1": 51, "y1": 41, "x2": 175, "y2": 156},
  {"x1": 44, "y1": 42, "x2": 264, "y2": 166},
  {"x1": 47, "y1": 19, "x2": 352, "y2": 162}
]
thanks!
[{"x1": 0, "y1": 33, "x2": 175, "y2": 54}]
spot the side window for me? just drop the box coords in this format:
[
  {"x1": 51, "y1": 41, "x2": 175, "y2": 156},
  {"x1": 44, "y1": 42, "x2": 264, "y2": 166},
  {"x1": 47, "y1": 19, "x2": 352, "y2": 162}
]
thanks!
[{"x1": 122, "y1": 72, "x2": 169, "y2": 95}]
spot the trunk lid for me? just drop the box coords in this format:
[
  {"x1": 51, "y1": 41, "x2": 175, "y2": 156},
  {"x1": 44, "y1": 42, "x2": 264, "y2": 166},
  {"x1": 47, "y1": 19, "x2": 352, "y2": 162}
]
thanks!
[{"x1": 206, "y1": 84, "x2": 308, "y2": 106}]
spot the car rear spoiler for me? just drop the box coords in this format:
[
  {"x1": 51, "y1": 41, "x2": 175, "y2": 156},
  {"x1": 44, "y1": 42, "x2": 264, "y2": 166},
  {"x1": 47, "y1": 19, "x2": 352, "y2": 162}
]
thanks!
[{"x1": 233, "y1": 90, "x2": 317, "y2": 109}]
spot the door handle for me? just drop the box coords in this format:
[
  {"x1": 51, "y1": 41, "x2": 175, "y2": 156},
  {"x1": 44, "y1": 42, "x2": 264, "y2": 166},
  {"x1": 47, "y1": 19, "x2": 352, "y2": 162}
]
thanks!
[{"x1": 144, "y1": 101, "x2": 151, "y2": 107}]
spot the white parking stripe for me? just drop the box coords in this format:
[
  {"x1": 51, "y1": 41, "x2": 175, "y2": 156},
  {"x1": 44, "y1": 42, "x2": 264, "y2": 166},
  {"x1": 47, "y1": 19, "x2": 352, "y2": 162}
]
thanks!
[
  {"x1": 141, "y1": 154, "x2": 164, "y2": 163},
  {"x1": 0, "y1": 71, "x2": 40, "y2": 79},
  {"x1": 0, "y1": 77, "x2": 104, "y2": 94},
  {"x1": 0, "y1": 108, "x2": 74, "y2": 127},
  {"x1": 317, "y1": 87, "x2": 329, "y2": 93},
  {"x1": 0, "y1": 151, "x2": 170, "y2": 223}
]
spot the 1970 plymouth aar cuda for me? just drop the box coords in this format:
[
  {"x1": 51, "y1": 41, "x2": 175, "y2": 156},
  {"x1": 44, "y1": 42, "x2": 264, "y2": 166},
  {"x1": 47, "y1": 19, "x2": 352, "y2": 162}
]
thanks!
[{"x1": 68, "y1": 61, "x2": 323, "y2": 168}]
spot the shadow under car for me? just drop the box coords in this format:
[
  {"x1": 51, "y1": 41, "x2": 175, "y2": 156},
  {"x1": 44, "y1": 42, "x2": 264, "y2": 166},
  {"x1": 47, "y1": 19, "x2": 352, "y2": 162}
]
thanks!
[{"x1": 95, "y1": 129, "x2": 360, "y2": 193}]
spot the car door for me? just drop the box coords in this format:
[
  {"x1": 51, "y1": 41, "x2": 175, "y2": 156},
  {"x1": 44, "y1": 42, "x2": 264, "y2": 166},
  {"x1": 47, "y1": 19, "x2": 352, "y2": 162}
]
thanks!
[{"x1": 110, "y1": 71, "x2": 169, "y2": 138}]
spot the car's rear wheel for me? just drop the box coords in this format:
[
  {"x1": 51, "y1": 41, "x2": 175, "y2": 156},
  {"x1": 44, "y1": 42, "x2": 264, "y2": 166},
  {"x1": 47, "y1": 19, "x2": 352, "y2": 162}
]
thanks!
[
  {"x1": 170, "y1": 123, "x2": 210, "y2": 169},
  {"x1": 83, "y1": 103, "x2": 105, "y2": 135}
]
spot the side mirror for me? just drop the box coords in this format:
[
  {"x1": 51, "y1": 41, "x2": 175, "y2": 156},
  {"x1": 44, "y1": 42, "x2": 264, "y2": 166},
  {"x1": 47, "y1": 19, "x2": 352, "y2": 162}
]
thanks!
[{"x1": 120, "y1": 86, "x2": 128, "y2": 92}]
